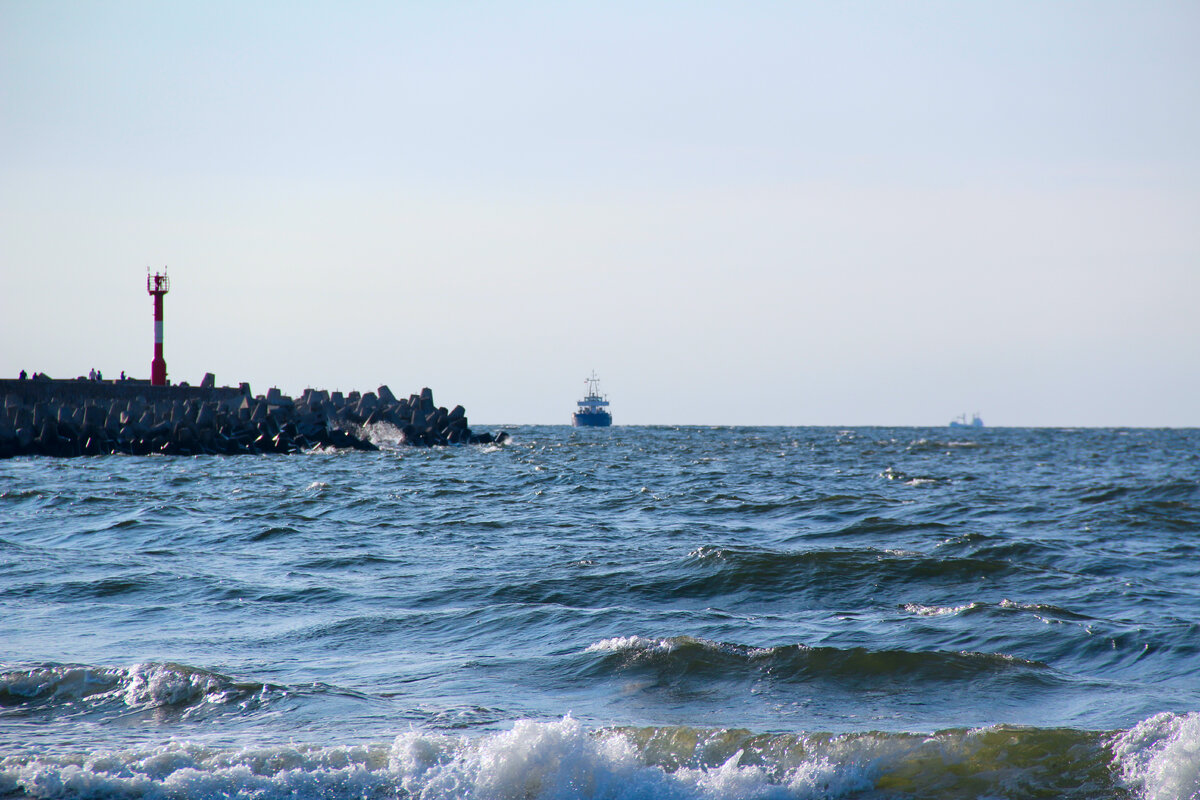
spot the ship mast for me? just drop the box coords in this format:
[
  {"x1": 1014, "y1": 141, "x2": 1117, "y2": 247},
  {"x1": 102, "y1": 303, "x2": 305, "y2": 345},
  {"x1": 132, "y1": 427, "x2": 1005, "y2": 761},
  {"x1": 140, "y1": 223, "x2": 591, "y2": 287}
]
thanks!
[{"x1": 584, "y1": 371, "x2": 604, "y2": 401}]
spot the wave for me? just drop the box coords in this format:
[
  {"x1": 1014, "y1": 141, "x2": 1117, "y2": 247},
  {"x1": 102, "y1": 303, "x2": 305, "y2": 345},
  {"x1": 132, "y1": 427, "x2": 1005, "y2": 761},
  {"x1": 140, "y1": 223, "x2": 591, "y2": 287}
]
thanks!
[
  {"x1": 0, "y1": 663, "x2": 286, "y2": 719},
  {"x1": 1113, "y1": 712, "x2": 1200, "y2": 800},
  {"x1": 2, "y1": 713, "x2": 1195, "y2": 799},
  {"x1": 902, "y1": 598, "x2": 1096, "y2": 623},
  {"x1": 579, "y1": 636, "x2": 1053, "y2": 688},
  {"x1": 671, "y1": 546, "x2": 1020, "y2": 598},
  {"x1": 482, "y1": 546, "x2": 1026, "y2": 609},
  {"x1": 1073, "y1": 480, "x2": 1200, "y2": 533},
  {"x1": 904, "y1": 438, "x2": 984, "y2": 452},
  {"x1": 1077, "y1": 479, "x2": 1200, "y2": 506}
]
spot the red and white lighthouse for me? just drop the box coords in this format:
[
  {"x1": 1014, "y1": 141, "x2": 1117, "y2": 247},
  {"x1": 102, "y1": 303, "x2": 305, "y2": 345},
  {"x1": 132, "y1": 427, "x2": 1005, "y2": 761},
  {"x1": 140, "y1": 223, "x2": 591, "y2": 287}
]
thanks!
[{"x1": 147, "y1": 269, "x2": 170, "y2": 386}]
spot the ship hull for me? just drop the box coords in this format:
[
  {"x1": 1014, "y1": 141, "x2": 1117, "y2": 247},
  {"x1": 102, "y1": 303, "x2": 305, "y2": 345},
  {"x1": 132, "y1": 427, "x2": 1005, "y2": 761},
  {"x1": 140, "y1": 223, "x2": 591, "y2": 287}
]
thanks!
[{"x1": 573, "y1": 412, "x2": 612, "y2": 427}]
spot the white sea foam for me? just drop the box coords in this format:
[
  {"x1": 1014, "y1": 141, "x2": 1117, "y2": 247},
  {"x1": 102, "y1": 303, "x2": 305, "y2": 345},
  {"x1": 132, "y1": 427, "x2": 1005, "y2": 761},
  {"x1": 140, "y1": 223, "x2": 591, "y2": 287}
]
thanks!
[
  {"x1": 121, "y1": 662, "x2": 226, "y2": 708},
  {"x1": 0, "y1": 663, "x2": 266, "y2": 716},
  {"x1": 904, "y1": 478, "x2": 939, "y2": 487},
  {"x1": 360, "y1": 421, "x2": 405, "y2": 447},
  {"x1": 902, "y1": 602, "x2": 977, "y2": 617},
  {"x1": 0, "y1": 664, "x2": 120, "y2": 703},
  {"x1": 11, "y1": 715, "x2": 1171, "y2": 799},
  {"x1": 1112, "y1": 711, "x2": 1200, "y2": 800},
  {"x1": 1, "y1": 741, "x2": 393, "y2": 800},
  {"x1": 676, "y1": 751, "x2": 781, "y2": 799},
  {"x1": 786, "y1": 756, "x2": 876, "y2": 799},
  {"x1": 0, "y1": 718, "x2": 902, "y2": 800},
  {"x1": 388, "y1": 717, "x2": 879, "y2": 800},
  {"x1": 585, "y1": 636, "x2": 677, "y2": 655}
]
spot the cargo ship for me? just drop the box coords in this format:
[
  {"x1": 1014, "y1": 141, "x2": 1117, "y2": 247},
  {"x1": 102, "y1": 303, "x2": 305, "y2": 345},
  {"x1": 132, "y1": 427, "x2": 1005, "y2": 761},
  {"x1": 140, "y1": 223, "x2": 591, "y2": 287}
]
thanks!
[{"x1": 573, "y1": 373, "x2": 612, "y2": 427}]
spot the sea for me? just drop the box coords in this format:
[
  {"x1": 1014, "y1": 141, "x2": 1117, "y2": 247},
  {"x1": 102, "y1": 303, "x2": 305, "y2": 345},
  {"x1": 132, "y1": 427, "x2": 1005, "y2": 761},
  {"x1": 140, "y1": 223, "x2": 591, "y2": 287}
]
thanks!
[{"x1": 2, "y1": 425, "x2": 1199, "y2": 799}]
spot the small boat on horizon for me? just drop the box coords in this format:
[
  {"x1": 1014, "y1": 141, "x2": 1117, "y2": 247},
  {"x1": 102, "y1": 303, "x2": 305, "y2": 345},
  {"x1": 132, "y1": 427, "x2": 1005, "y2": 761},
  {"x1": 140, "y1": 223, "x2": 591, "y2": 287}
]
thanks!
[
  {"x1": 950, "y1": 412, "x2": 984, "y2": 428},
  {"x1": 573, "y1": 373, "x2": 612, "y2": 427}
]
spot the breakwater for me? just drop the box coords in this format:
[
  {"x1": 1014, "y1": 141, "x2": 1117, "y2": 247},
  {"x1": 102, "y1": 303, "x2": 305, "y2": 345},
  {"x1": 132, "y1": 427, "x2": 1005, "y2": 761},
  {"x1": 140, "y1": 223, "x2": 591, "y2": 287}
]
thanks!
[{"x1": 0, "y1": 378, "x2": 504, "y2": 458}]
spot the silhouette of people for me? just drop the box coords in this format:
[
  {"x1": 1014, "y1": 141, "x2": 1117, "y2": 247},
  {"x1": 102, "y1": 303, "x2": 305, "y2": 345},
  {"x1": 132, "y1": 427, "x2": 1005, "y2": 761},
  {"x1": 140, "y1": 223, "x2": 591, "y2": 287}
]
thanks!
[{"x1": 89, "y1": 368, "x2": 96, "y2": 381}]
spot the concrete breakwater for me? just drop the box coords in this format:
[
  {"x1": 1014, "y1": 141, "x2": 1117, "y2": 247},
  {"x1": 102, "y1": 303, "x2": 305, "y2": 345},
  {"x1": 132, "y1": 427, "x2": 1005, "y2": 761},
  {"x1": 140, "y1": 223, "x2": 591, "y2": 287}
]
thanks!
[{"x1": 0, "y1": 378, "x2": 506, "y2": 458}]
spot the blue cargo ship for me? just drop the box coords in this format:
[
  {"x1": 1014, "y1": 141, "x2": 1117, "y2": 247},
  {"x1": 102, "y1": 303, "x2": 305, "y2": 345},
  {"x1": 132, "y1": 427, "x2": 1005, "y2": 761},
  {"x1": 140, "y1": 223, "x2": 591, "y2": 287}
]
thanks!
[{"x1": 573, "y1": 373, "x2": 612, "y2": 427}]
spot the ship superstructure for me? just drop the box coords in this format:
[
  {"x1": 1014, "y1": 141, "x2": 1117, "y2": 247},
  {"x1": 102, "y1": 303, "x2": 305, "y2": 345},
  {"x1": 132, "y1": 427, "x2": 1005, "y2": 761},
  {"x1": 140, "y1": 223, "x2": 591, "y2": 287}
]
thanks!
[{"x1": 573, "y1": 373, "x2": 612, "y2": 427}]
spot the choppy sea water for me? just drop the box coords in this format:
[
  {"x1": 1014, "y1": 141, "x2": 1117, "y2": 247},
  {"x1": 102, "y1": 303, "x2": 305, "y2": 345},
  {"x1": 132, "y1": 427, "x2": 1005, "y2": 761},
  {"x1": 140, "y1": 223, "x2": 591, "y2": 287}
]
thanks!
[{"x1": 2, "y1": 426, "x2": 1199, "y2": 799}]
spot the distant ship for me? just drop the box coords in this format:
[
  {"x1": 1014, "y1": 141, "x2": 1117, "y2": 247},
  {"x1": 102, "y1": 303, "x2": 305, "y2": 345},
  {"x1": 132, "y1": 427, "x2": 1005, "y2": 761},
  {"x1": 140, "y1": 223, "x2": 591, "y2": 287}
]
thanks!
[
  {"x1": 950, "y1": 413, "x2": 984, "y2": 428},
  {"x1": 573, "y1": 373, "x2": 612, "y2": 427}
]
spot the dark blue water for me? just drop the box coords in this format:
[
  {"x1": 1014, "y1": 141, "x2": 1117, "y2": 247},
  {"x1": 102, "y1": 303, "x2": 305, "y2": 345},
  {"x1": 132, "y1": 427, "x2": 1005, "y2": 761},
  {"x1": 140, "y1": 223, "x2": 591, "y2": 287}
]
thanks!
[{"x1": 2, "y1": 426, "x2": 1199, "y2": 798}]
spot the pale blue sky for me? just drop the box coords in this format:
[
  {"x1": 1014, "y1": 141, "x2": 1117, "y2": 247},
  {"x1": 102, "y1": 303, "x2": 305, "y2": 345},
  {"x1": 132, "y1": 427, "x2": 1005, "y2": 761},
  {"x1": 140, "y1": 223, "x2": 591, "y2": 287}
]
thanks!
[{"x1": 3, "y1": 1, "x2": 1198, "y2": 425}]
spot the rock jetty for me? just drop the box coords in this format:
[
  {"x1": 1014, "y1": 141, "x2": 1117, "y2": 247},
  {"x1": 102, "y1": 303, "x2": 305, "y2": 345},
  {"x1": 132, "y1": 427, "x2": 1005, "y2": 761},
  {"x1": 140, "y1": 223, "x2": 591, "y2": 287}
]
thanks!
[{"x1": 0, "y1": 377, "x2": 506, "y2": 458}]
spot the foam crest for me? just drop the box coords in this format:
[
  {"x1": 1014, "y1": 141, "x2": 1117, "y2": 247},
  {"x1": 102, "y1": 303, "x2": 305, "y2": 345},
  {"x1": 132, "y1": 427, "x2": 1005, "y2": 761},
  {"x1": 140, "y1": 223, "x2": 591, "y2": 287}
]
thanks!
[
  {"x1": 0, "y1": 717, "x2": 1139, "y2": 799},
  {"x1": 902, "y1": 602, "x2": 978, "y2": 617},
  {"x1": 122, "y1": 662, "x2": 226, "y2": 708},
  {"x1": 785, "y1": 756, "x2": 875, "y2": 799},
  {"x1": 1112, "y1": 711, "x2": 1200, "y2": 800},
  {"x1": 585, "y1": 636, "x2": 678, "y2": 655},
  {"x1": 4, "y1": 719, "x2": 815, "y2": 800},
  {"x1": 388, "y1": 718, "x2": 873, "y2": 800},
  {"x1": 0, "y1": 664, "x2": 121, "y2": 705},
  {"x1": 675, "y1": 751, "x2": 781, "y2": 799},
  {"x1": 1, "y1": 741, "x2": 393, "y2": 800},
  {"x1": 0, "y1": 663, "x2": 280, "y2": 715},
  {"x1": 581, "y1": 635, "x2": 1047, "y2": 687}
]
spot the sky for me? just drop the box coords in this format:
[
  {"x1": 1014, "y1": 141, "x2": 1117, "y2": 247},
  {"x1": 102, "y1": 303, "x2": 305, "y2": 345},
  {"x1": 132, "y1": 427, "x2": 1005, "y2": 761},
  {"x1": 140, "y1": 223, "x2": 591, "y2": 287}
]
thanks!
[{"x1": 2, "y1": 1, "x2": 1198, "y2": 426}]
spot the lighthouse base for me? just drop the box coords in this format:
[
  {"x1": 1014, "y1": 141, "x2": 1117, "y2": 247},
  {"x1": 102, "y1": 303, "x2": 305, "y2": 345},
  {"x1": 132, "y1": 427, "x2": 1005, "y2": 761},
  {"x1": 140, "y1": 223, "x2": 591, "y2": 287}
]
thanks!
[{"x1": 151, "y1": 359, "x2": 167, "y2": 386}]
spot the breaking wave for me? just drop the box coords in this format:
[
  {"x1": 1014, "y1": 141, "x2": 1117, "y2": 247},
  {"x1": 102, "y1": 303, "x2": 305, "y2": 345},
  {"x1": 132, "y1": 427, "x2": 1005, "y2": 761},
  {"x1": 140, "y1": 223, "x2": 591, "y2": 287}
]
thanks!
[
  {"x1": 4, "y1": 713, "x2": 1191, "y2": 799},
  {"x1": 1112, "y1": 712, "x2": 1200, "y2": 800},
  {"x1": 0, "y1": 663, "x2": 286, "y2": 719}
]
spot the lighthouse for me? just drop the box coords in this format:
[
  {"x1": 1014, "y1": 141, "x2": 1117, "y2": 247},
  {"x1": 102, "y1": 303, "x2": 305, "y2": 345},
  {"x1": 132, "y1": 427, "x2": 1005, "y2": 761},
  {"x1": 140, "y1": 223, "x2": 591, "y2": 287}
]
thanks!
[{"x1": 147, "y1": 269, "x2": 170, "y2": 386}]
